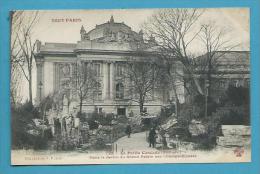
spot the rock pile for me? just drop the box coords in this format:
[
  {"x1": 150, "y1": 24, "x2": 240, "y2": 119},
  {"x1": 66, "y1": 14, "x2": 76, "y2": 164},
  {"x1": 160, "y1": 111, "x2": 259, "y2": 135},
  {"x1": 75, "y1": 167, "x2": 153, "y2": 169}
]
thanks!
[{"x1": 217, "y1": 125, "x2": 251, "y2": 147}]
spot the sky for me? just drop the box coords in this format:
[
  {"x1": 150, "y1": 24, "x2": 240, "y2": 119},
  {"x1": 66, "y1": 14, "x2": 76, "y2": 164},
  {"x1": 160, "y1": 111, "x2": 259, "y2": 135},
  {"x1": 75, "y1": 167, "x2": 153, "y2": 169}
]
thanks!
[
  {"x1": 31, "y1": 8, "x2": 249, "y2": 50},
  {"x1": 15, "y1": 8, "x2": 250, "y2": 103}
]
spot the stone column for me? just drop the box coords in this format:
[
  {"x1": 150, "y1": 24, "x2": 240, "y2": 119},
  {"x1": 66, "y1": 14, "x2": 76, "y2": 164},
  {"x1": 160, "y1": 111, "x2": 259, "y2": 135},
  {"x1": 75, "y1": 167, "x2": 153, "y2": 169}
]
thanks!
[
  {"x1": 102, "y1": 62, "x2": 108, "y2": 100},
  {"x1": 54, "y1": 62, "x2": 60, "y2": 91},
  {"x1": 43, "y1": 61, "x2": 54, "y2": 97},
  {"x1": 36, "y1": 61, "x2": 44, "y2": 103},
  {"x1": 107, "y1": 63, "x2": 111, "y2": 99},
  {"x1": 110, "y1": 62, "x2": 114, "y2": 100}
]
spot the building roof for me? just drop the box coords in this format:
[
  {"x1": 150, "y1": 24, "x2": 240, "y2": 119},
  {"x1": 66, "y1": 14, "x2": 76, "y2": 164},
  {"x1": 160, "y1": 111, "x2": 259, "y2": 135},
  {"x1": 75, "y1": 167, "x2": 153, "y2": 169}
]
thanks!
[
  {"x1": 39, "y1": 42, "x2": 77, "y2": 53},
  {"x1": 196, "y1": 51, "x2": 250, "y2": 65},
  {"x1": 193, "y1": 51, "x2": 250, "y2": 77},
  {"x1": 213, "y1": 51, "x2": 250, "y2": 65},
  {"x1": 36, "y1": 16, "x2": 154, "y2": 55}
]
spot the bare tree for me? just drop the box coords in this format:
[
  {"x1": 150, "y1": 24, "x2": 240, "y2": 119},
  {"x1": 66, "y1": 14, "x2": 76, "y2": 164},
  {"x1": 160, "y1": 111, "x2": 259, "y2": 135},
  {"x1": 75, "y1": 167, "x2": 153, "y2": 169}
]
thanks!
[
  {"x1": 10, "y1": 11, "x2": 25, "y2": 106},
  {"x1": 143, "y1": 9, "x2": 239, "y2": 117},
  {"x1": 124, "y1": 58, "x2": 162, "y2": 114},
  {"x1": 75, "y1": 62, "x2": 97, "y2": 115},
  {"x1": 10, "y1": 11, "x2": 39, "y2": 106},
  {"x1": 195, "y1": 22, "x2": 238, "y2": 97},
  {"x1": 143, "y1": 9, "x2": 205, "y2": 97}
]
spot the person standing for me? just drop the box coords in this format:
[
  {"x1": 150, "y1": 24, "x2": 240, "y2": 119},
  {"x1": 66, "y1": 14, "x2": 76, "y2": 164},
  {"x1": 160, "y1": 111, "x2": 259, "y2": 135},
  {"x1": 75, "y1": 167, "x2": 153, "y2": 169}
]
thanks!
[
  {"x1": 148, "y1": 127, "x2": 156, "y2": 148},
  {"x1": 125, "y1": 124, "x2": 132, "y2": 138}
]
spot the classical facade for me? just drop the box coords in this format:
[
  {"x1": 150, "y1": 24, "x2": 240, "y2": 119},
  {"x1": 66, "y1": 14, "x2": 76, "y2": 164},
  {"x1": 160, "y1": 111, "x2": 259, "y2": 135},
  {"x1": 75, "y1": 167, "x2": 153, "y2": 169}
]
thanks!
[{"x1": 35, "y1": 16, "x2": 185, "y2": 117}]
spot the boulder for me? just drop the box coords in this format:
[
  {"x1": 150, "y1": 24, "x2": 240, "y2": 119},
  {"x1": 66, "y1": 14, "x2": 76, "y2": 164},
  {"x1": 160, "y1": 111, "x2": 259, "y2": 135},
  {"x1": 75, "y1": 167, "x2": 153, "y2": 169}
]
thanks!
[
  {"x1": 188, "y1": 119, "x2": 207, "y2": 136},
  {"x1": 161, "y1": 118, "x2": 177, "y2": 130},
  {"x1": 221, "y1": 125, "x2": 251, "y2": 136},
  {"x1": 217, "y1": 135, "x2": 250, "y2": 147},
  {"x1": 217, "y1": 125, "x2": 251, "y2": 147}
]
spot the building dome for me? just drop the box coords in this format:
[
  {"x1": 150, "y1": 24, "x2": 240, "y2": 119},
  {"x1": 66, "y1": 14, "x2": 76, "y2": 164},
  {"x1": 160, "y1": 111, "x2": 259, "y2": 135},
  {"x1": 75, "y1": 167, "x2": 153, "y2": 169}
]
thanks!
[{"x1": 81, "y1": 16, "x2": 144, "y2": 43}]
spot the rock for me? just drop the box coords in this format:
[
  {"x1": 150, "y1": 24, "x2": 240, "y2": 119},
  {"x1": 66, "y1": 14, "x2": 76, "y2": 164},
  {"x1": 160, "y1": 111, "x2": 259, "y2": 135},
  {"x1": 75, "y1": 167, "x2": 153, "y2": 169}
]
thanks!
[
  {"x1": 217, "y1": 125, "x2": 251, "y2": 147},
  {"x1": 188, "y1": 120, "x2": 206, "y2": 136},
  {"x1": 27, "y1": 129, "x2": 40, "y2": 136},
  {"x1": 217, "y1": 135, "x2": 250, "y2": 147},
  {"x1": 161, "y1": 118, "x2": 177, "y2": 130},
  {"x1": 221, "y1": 125, "x2": 251, "y2": 136}
]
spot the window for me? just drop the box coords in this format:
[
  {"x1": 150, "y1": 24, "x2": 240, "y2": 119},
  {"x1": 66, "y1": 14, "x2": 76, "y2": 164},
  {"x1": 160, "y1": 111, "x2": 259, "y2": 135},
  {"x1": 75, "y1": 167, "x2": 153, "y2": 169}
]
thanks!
[
  {"x1": 230, "y1": 79, "x2": 239, "y2": 87},
  {"x1": 116, "y1": 64, "x2": 124, "y2": 76},
  {"x1": 219, "y1": 80, "x2": 226, "y2": 88},
  {"x1": 116, "y1": 83, "x2": 124, "y2": 99},
  {"x1": 117, "y1": 108, "x2": 126, "y2": 116},
  {"x1": 94, "y1": 82, "x2": 102, "y2": 100},
  {"x1": 143, "y1": 107, "x2": 148, "y2": 113},
  {"x1": 94, "y1": 107, "x2": 103, "y2": 114}
]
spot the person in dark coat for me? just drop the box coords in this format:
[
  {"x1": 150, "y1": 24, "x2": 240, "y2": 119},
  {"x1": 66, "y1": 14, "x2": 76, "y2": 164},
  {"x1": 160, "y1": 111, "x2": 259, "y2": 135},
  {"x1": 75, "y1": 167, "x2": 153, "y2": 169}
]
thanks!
[
  {"x1": 148, "y1": 127, "x2": 157, "y2": 148},
  {"x1": 125, "y1": 124, "x2": 132, "y2": 138}
]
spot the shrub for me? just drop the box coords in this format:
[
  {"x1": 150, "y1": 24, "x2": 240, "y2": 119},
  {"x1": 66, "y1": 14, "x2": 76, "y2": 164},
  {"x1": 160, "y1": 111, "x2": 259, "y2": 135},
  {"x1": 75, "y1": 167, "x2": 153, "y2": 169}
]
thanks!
[
  {"x1": 214, "y1": 106, "x2": 250, "y2": 125},
  {"x1": 11, "y1": 102, "x2": 47, "y2": 150},
  {"x1": 221, "y1": 86, "x2": 249, "y2": 106},
  {"x1": 53, "y1": 136, "x2": 78, "y2": 151}
]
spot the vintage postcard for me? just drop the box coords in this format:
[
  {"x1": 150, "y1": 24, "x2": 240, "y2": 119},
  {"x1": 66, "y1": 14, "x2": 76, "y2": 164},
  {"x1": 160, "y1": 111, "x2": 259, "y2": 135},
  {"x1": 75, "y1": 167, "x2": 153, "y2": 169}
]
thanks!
[{"x1": 10, "y1": 8, "x2": 250, "y2": 165}]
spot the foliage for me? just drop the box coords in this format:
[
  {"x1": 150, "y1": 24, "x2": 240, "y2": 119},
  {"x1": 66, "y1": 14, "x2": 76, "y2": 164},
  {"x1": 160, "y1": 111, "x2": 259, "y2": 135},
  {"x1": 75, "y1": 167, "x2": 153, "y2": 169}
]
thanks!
[
  {"x1": 53, "y1": 135, "x2": 78, "y2": 151},
  {"x1": 221, "y1": 85, "x2": 250, "y2": 106},
  {"x1": 92, "y1": 137, "x2": 107, "y2": 150},
  {"x1": 160, "y1": 104, "x2": 176, "y2": 119},
  {"x1": 83, "y1": 112, "x2": 114, "y2": 130},
  {"x1": 214, "y1": 106, "x2": 250, "y2": 125},
  {"x1": 184, "y1": 86, "x2": 250, "y2": 149},
  {"x1": 193, "y1": 94, "x2": 218, "y2": 118},
  {"x1": 218, "y1": 85, "x2": 250, "y2": 125},
  {"x1": 112, "y1": 123, "x2": 128, "y2": 141},
  {"x1": 12, "y1": 102, "x2": 48, "y2": 150}
]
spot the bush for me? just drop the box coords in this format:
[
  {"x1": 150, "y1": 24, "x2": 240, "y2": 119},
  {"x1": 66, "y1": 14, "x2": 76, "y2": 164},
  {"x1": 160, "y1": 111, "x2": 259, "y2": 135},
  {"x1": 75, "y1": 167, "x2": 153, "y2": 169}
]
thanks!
[
  {"x1": 88, "y1": 119, "x2": 99, "y2": 130},
  {"x1": 53, "y1": 135, "x2": 78, "y2": 151},
  {"x1": 193, "y1": 94, "x2": 218, "y2": 118},
  {"x1": 12, "y1": 102, "x2": 48, "y2": 150},
  {"x1": 218, "y1": 86, "x2": 250, "y2": 125},
  {"x1": 214, "y1": 106, "x2": 250, "y2": 125},
  {"x1": 79, "y1": 112, "x2": 116, "y2": 130},
  {"x1": 221, "y1": 86, "x2": 249, "y2": 106},
  {"x1": 93, "y1": 137, "x2": 107, "y2": 150}
]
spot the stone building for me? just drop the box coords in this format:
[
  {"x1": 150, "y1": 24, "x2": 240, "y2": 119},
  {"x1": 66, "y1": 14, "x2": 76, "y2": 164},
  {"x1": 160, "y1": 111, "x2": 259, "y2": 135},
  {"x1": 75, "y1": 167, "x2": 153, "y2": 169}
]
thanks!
[
  {"x1": 35, "y1": 16, "x2": 185, "y2": 117},
  {"x1": 188, "y1": 51, "x2": 250, "y2": 103}
]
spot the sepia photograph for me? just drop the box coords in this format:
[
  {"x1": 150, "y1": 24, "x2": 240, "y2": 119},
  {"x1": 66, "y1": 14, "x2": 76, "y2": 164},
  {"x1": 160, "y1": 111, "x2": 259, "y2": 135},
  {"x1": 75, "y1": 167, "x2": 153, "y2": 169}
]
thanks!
[{"x1": 10, "y1": 8, "x2": 250, "y2": 165}]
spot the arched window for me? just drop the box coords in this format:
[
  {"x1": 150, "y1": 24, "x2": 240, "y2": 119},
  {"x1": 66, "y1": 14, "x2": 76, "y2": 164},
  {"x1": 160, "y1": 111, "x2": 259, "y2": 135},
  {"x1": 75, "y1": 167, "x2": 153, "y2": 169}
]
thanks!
[{"x1": 116, "y1": 83, "x2": 124, "y2": 99}]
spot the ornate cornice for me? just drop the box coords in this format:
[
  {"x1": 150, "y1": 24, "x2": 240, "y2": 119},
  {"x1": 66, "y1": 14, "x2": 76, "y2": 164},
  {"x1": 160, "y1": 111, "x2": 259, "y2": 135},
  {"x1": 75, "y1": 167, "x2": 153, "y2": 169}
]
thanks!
[{"x1": 74, "y1": 49, "x2": 157, "y2": 57}]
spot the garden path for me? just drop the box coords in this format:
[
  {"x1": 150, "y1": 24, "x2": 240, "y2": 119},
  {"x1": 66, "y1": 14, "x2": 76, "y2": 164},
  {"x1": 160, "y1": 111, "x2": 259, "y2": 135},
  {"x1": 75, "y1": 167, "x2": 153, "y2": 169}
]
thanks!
[{"x1": 114, "y1": 131, "x2": 158, "y2": 152}]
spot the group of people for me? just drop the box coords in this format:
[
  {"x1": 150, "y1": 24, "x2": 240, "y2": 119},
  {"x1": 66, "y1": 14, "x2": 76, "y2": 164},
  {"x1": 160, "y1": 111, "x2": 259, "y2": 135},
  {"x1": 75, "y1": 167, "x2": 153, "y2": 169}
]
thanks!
[{"x1": 125, "y1": 124, "x2": 167, "y2": 148}]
